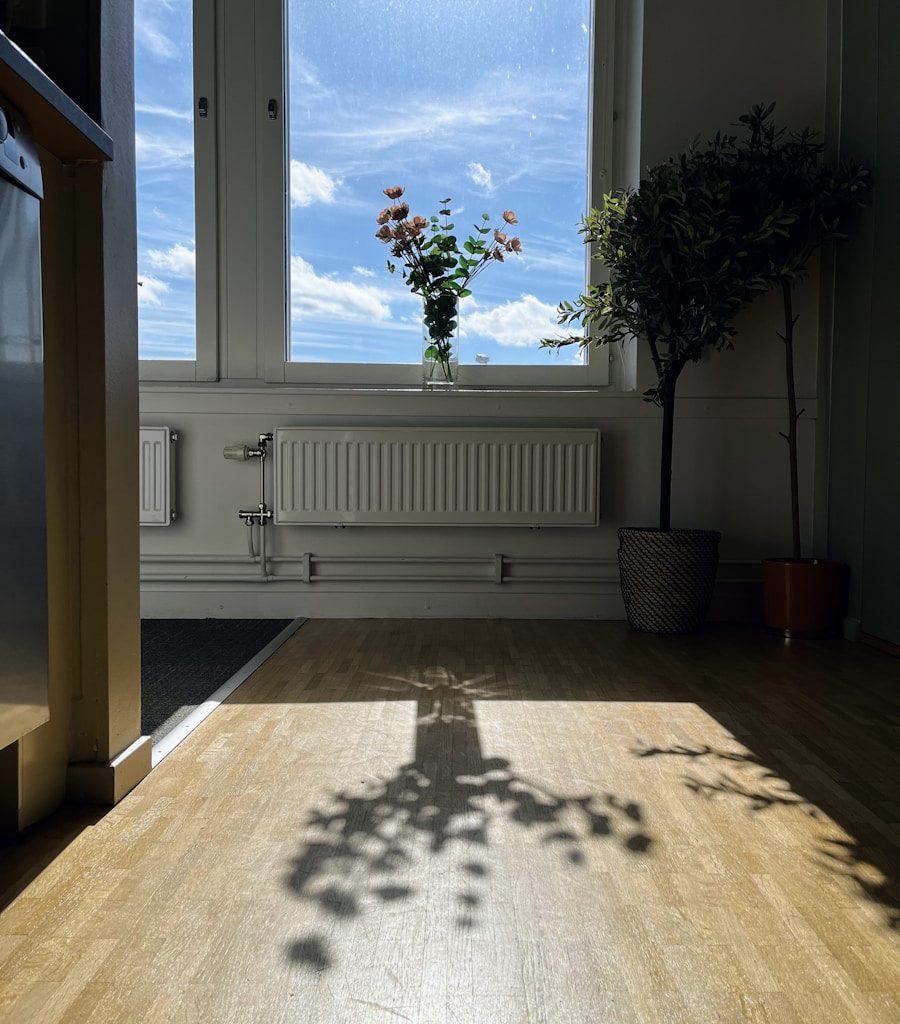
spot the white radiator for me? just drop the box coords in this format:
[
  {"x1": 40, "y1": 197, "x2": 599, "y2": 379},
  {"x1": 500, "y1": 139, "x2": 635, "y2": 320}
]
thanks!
[
  {"x1": 139, "y1": 426, "x2": 176, "y2": 526},
  {"x1": 274, "y1": 428, "x2": 600, "y2": 526}
]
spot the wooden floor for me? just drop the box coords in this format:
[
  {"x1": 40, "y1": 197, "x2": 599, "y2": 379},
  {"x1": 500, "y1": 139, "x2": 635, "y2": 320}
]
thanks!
[{"x1": 1, "y1": 620, "x2": 899, "y2": 1024}]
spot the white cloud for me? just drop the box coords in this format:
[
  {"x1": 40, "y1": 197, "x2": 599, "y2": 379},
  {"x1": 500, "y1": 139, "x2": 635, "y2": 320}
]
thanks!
[
  {"x1": 136, "y1": 103, "x2": 192, "y2": 122},
  {"x1": 462, "y1": 294, "x2": 562, "y2": 348},
  {"x1": 290, "y1": 160, "x2": 341, "y2": 207},
  {"x1": 306, "y1": 70, "x2": 585, "y2": 169},
  {"x1": 138, "y1": 275, "x2": 170, "y2": 307},
  {"x1": 135, "y1": 9, "x2": 177, "y2": 60},
  {"x1": 353, "y1": 265, "x2": 376, "y2": 278},
  {"x1": 310, "y1": 97, "x2": 523, "y2": 151},
  {"x1": 290, "y1": 256, "x2": 390, "y2": 322},
  {"x1": 467, "y1": 162, "x2": 495, "y2": 194},
  {"x1": 146, "y1": 242, "x2": 196, "y2": 278},
  {"x1": 521, "y1": 247, "x2": 587, "y2": 278},
  {"x1": 135, "y1": 132, "x2": 193, "y2": 168},
  {"x1": 288, "y1": 54, "x2": 333, "y2": 102}
]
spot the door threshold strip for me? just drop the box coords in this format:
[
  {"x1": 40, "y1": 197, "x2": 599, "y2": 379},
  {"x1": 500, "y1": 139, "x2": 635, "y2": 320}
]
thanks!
[{"x1": 150, "y1": 616, "x2": 307, "y2": 768}]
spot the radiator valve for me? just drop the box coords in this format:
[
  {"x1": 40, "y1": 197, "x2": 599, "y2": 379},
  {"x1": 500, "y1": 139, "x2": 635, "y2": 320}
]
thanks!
[
  {"x1": 239, "y1": 503, "x2": 273, "y2": 527},
  {"x1": 224, "y1": 434, "x2": 272, "y2": 462},
  {"x1": 231, "y1": 433, "x2": 274, "y2": 526}
]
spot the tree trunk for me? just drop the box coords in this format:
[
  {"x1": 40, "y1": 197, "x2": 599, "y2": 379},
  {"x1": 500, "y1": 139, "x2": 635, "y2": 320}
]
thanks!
[
  {"x1": 782, "y1": 280, "x2": 802, "y2": 560},
  {"x1": 659, "y1": 375, "x2": 676, "y2": 532}
]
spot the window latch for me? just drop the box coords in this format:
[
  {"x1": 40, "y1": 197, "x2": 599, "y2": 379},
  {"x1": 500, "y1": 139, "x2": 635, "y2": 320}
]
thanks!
[
  {"x1": 267, "y1": 98, "x2": 279, "y2": 120},
  {"x1": 198, "y1": 97, "x2": 209, "y2": 119}
]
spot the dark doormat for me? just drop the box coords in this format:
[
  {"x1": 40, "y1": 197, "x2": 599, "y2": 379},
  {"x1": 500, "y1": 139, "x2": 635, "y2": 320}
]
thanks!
[{"x1": 141, "y1": 618, "x2": 293, "y2": 743}]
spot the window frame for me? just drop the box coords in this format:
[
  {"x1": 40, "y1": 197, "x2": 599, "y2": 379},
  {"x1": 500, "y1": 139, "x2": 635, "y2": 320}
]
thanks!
[
  {"x1": 269, "y1": 0, "x2": 615, "y2": 388},
  {"x1": 137, "y1": 0, "x2": 219, "y2": 383}
]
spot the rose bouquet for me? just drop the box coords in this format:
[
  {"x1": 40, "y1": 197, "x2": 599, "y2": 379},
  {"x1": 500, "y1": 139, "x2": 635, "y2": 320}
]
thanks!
[{"x1": 375, "y1": 187, "x2": 522, "y2": 385}]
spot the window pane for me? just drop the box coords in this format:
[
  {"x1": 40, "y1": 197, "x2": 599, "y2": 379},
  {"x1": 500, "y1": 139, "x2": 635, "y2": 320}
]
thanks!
[
  {"x1": 135, "y1": 0, "x2": 196, "y2": 360},
  {"x1": 287, "y1": 0, "x2": 590, "y2": 366}
]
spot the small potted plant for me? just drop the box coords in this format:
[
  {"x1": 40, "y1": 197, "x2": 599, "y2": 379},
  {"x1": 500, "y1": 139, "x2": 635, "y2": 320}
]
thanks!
[
  {"x1": 735, "y1": 105, "x2": 870, "y2": 635},
  {"x1": 545, "y1": 130, "x2": 774, "y2": 633},
  {"x1": 375, "y1": 187, "x2": 522, "y2": 387}
]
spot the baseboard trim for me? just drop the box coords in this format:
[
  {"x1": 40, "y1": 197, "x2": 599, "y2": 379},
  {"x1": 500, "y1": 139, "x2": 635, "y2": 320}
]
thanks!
[
  {"x1": 150, "y1": 616, "x2": 307, "y2": 767},
  {"x1": 861, "y1": 633, "x2": 900, "y2": 659},
  {"x1": 67, "y1": 735, "x2": 152, "y2": 806},
  {"x1": 843, "y1": 616, "x2": 862, "y2": 641},
  {"x1": 140, "y1": 583, "x2": 761, "y2": 622}
]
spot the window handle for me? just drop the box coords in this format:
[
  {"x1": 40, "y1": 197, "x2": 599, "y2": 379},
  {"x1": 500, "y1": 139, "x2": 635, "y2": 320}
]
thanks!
[
  {"x1": 267, "y1": 98, "x2": 279, "y2": 120},
  {"x1": 198, "y1": 97, "x2": 209, "y2": 119}
]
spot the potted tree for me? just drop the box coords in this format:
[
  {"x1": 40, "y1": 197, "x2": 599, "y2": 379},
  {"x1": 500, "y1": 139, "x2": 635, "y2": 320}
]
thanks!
[
  {"x1": 545, "y1": 131, "x2": 773, "y2": 633},
  {"x1": 735, "y1": 105, "x2": 870, "y2": 635}
]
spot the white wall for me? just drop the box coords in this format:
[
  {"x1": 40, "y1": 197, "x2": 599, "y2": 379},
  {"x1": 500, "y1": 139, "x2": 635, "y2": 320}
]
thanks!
[{"x1": 139, "y1": 0, "x2": 828, "y2": 620}]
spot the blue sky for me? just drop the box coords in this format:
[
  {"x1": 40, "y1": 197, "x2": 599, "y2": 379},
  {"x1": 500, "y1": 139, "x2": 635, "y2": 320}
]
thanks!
[{"x1": 136, "y1": 0, "x2": 591, "y2": 365}]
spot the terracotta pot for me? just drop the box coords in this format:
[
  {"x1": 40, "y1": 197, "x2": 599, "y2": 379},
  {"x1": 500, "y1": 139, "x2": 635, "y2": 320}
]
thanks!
[{"x1": 762, "y1": 558, "x2": 844, "y2": 635}]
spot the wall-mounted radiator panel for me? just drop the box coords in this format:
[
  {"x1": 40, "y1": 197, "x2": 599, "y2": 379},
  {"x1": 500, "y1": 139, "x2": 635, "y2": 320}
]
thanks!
[
  {"x1": 139, "y1": 426, "x2": 176, "y2": 526},
  {"x1": 274, "y1": 428, "x2": 600, "y2": 526}
]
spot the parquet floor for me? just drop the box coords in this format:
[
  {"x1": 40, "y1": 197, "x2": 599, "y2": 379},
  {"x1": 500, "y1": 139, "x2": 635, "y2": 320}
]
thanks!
[{"x1": 1, "y1": 620, "x2": 898, "y2": 1023}]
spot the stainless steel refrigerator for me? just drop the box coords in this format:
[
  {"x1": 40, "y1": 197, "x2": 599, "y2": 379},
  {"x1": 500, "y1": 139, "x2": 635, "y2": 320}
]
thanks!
[{"x1": 0, "y1": 99, "x2": 48, "y2": 750}]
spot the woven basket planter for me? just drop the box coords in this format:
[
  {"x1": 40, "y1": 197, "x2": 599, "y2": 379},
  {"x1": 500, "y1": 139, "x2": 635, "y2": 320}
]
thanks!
[{"x1": 618, "y1": 527, "x2": 721, "y2": 634}]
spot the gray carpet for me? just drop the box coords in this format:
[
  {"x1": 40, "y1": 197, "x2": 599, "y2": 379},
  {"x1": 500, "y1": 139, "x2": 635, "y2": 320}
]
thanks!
[{"x1": 141, "y1": 618, "x2": 293, "y2": 743}]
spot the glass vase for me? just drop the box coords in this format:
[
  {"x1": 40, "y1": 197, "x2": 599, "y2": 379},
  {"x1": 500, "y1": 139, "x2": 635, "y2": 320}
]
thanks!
[{"x1": 422, "y1": 296, "x2": 459, "y2": 389}]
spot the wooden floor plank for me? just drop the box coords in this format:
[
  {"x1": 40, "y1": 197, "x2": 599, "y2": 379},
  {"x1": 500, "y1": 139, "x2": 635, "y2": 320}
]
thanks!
[{"x1": 1, "y1": 620, "x2": 898, "y2": 1023}]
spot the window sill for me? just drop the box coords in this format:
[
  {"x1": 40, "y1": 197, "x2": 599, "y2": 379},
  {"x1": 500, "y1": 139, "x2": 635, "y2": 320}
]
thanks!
[{"x1": 138, "y1": 379, "x2": 617, "y2": 397}]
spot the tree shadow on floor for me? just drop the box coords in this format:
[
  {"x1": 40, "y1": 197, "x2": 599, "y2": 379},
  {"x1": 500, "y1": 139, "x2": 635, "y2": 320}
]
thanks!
[
  {"x1": 635, "y1": 742, "x2": 900, "y2": 930},
  {"x1": 284, "y1": 667, "x2": 653, "y2": 971}
]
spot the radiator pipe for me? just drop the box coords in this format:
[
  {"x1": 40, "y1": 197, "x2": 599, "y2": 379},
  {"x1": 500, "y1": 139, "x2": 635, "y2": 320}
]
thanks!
[
  {"x1": 141, "y1": 574, "x2": 757, "y2": 584},
  {"x1": 141, "y1": 573, "x2": 509, "y2": 584},
  {"x1": 267, "y1": 555, "x2": 490, "y2": 564},
  {"x1": 140, "y1": 554, "x2": 257, "y2": 564},
  {"x1": 140, "y1": 574, "x2": 261, "y2": 582},
  {"x1": 259, "y1": 519, "x2": 268, "y2": 580}
]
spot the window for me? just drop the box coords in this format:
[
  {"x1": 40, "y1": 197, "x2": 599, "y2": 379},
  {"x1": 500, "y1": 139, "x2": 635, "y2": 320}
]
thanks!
[
  {"x1": 135, "y1": 0, "x2": 217, "y2": 382},
  {"x1": 134, "y1": 0, "x2": 196, "y2": 362},
  {"x1": 286, "y1": 0, "x2": 608, "y2": 385},
  {"x1": 135, "y1": 1, "x2": 613, "y2": 388}
]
